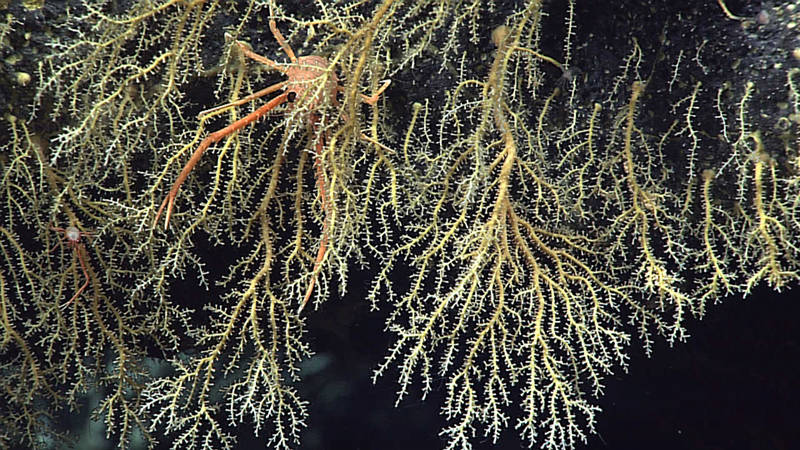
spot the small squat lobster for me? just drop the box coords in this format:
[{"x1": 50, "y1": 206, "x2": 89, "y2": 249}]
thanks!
[
  {"x1": 153, "y1": 20, "x2": 389, "y2": 314},
  {"x1": 50, "y1": 225, "x2": 91, "y2": 308}
]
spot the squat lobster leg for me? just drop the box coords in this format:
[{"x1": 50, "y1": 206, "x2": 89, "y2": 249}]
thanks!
[
  {"x1": 298, "y1": 127, "x2": 330, "y2": 315},
  {"x1": 296, "y1": 78, "x2": 390, "y2": 314}
]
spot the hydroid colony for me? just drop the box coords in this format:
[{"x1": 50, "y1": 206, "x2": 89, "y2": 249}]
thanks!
[{"x1": 1, "y1": 0, "x2": 797, "y2": 448}]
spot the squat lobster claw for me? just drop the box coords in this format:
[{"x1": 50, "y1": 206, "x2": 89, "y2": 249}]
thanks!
[{"x1": 153, "y1": 20, "x2": 389, "y2": 314}]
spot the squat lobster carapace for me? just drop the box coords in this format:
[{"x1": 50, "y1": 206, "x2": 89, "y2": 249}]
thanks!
[{"x1": 153, "y1": 20, "x2": 389, "y2": 314}]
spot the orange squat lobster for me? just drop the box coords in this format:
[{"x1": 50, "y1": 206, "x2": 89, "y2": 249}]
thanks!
[{"x1": 153, "y1": 20, "x2": 389, "y2": 314}]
